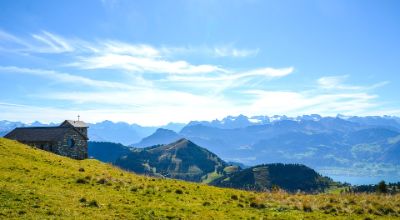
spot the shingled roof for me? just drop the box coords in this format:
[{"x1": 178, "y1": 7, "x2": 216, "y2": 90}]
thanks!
[
  {"x1": 61, "y1": 120, "x2": 88, "y2": 128},
  {"x1": 4, "y1": 127, "x2": 72, "y2": 142},
  {"x1": 5, "y1": 125, "x2": 88, "y2": 142}
]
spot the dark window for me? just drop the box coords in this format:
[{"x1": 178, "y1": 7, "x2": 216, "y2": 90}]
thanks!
[{"x1": 67, "y1": 138, "x2": 75, "y2": 147}]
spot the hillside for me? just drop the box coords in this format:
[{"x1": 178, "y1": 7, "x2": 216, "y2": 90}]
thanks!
[
  {"x1": 211, "y1": 164, "x2": 337, "y2": 193},
  {"x1": 116, "y1": 139, "x2": 230, "y2": 182},
  {"x1": 1, "y1": 138, "x2": 400, "y2": 219}
]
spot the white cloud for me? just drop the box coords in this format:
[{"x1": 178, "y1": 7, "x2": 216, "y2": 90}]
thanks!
[
  {"x1": 0, "y1": 66, "x2": 134, "y2": 90},
  {"x1": 73, "y1": 53, "x2": 225, "y2": 74},
  {"x1": 0, "y1": 30, "x2": 31, "y2": 48},
  {"x1": 0, "y1": 30, "x2": 73, "y2": 54},
  {"x1": 317, "y1": 75, "x2": 358, "y2": 89},
  {"x1": 0, "y1": 30, "x2": 265, "y2": 76},
  {"x1": 166, "y1": 67, "x2": 294, "y2": 83},
  {"x1": 242, "y1": 89, "x2": 380, "y2": 117},
  {"x1": 0, "y1": 30, "x2": 396, "y2": 125},
  {"x1": 214, "y1": 47, "x2": 259, "y2": 58},
  {"x1": 31, "y1": 31, "x2": 74, "y2": 53},
  {"x1": 317, "y1": 75, "x2": 389, "y2": 91}
]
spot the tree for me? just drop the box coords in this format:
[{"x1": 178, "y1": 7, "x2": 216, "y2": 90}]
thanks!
[{"x1": 377, "y1": 180, "x2": 388, "y2": 194}]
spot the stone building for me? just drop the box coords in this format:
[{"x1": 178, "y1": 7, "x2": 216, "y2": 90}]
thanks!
[{"x1": 4, "y1": 120, "x2": 88, "y2": 160}]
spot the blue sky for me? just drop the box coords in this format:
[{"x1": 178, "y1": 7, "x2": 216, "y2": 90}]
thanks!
[{"x1": 0, "y1": 0, "x2": 399, "y2": 125}]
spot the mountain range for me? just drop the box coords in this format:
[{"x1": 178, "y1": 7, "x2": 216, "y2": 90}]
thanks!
[
  {"x1": 2, "y1": 115, "x2": 400, "y2": 184},
  {"x1": 130, "y1": 115, "x2": 400, "y2": 184}
]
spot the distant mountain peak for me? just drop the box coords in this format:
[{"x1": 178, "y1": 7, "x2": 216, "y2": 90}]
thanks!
[
  {"x1": 155, "y1": 128, "x2": 176, "y2": 133},
  {"x1": 134, "y1": 128, "x2": 182, "y2": 147}
]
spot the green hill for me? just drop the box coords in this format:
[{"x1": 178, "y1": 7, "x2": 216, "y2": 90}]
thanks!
[
  {"x1": 115, "y1": 138, "x2": 231, "y2": 182},
  {"x1": 1, "y1": 138, "x2": 400, "y2": 219},
  {"x1": 211, "y1": 164, "x2": 336, "y2": 193}
]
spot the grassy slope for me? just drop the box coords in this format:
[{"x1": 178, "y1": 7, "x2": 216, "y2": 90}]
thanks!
[{"x1": 0, "y1": 138, "x2": 399, "y2": 219}]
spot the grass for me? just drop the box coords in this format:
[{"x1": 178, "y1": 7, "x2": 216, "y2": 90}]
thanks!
[{"x1": 1, "y1": 138, "x2": 400, "y2": 219}]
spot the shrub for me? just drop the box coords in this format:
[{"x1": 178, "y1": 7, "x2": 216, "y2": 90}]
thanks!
[
  {"x1": 88, "y1": 200, "x2": 99, "y2": 208},
  {"x1": 46, "y1": 211, "x2": 55, "y2": 216},
  {"x1": 203, "y1": 202, "x2": 211, "y2": 206},
  {"x1": 303, "y1": 204, "x2": 312, "y2": 212},
  {"x1": 175, "y1": 189, "x2": 183, "y2": 194},
  {"x1": 377, "y1": 181, "x2": 388, "y2": 194},
  {"x1": 231, "y1": 195, "x2": 238, "y2": 200},
  {"x1": 79, "y1": 197, "x2": 87, "y2": 203},
  {"x1": 250, "y1": 202, "x2": 266, "y2": 209},
  {"x1": 97, "y1": 178, "x2": 108, "y2": 185},
  {"x1": 130, "y1": 187, "x2": 138, "y2": 192},
  {"x1": 271, "y1": 185, "x2": 280, "y2": 192},
  {"x1": 76, "y1": 178, "x2": 88, "y2": 184},
  {"x1": 78, "y1": 168, "x2": 85, "y2": 172}
]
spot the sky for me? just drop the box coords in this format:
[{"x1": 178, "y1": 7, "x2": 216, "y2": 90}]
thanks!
[{"x1": 0, "y1": 0, "x2": 399, "y2": 126}]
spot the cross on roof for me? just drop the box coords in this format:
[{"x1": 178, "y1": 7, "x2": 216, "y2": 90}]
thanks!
[{"x1": 77, "y1": 115, "x2": 80, "y2": 121}]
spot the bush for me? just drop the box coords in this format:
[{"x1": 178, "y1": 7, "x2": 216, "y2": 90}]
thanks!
[
  {"x1": 377, "y1": 181, "x2": 388, "y2": 194},
  {"x1": 203, "y1": 202, "x2": 211, "y2": 206},
  {"x1": 88, "y1": 200, "x2": 99, "y2": 208},
  {"x1": 79, "y1": 197, "x2": 87, "y2": 203},
  {"x1": 231, "y1": 195, "x2": 238, "y2": 200},
  {"x1": 271, "y1": 185, "x2": 280, "y2": 192},
  {"x1": 97, "y1": 178, "x2": 108, "y2": 185},
  {"x1": 303, "y1": 204, "x2": 312, "y2": 212},
  {"x1": 131, "y1": 187, "x2": 138, "y2": 192},
  {"x1": 250, "y1": 202, "x2": 266, "y2": 209},
  {"x1": 175, "y1": 189, "x2": 183, "y2": 194},
  {"x1": 78, "y1": 168, "x2": 85, "y2": 172},
  {"x1": 76, "y1": 178, "x2": 88, "y2": 184}
]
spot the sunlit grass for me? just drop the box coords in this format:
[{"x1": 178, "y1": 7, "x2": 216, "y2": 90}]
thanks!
[{"x1": 0, "y1": 138, "x2": 399, "y2": 219}]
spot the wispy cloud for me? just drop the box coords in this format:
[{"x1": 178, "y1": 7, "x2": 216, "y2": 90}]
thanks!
[
  {"x1": 31, "y1": 31, "x2": 74, "y2": 53},
  {"x1": 243, "y1": 90, "x2": 379, "y2": 116},
  {"x1": 213, "y1": 46, "x2": 259, "y2": 58},
  {"x1": 0, "y1": 29, "x2": 395, "y2": 125},
  {"x1": 317, "y1": 75, "x2": 389, "y2": 91},
  {"x1": 167, "y1": 67, "x2": 294, "y2": 82},
  {"x1": 0, "y1": 30, "x2": 31, "y2": 48},
  {"x1": 0, "y1": 30, "x2": 74, "y2": 54},
  {"x1": 0, "y1": 66, "x2": 135, "y2": 90},
  {"x1": 72, "y1": 53, "x2": 225, "y2": 74}
]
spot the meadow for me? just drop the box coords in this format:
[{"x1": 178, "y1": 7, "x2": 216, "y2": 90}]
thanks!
[{"x1": 1, "y1": 138, "x2": 399, "y2": 219}]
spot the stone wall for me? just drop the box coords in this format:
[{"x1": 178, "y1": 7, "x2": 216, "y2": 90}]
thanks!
[{"x1": 54, "y1": 128, "x2": 88, "y2": 160}]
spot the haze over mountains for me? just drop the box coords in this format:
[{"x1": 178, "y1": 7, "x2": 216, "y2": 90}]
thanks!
[
  {"x1": 2, "y1": 114, "x2": 400, "y2": 184},
  {"x1": 134, "y1": 115, "x2": 400, "y2": 184}
]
